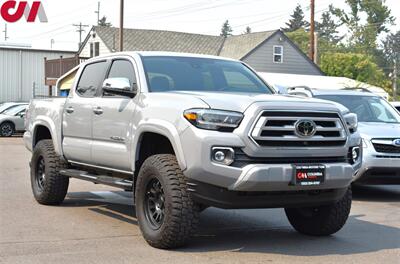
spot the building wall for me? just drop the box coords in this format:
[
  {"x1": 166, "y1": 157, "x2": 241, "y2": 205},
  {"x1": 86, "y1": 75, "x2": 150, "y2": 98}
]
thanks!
[
  {"x1": 243, "y1": 33, "x2": 322, "y2": 76},
  {"x1": 79, "y1": 31, "x2": 111, "y2": 58},
  {"x1": 0, "y1": 48, "x2": 74, "y2": 102}
]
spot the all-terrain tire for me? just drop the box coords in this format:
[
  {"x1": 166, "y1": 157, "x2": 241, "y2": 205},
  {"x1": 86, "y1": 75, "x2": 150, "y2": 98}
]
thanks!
[
  {"x1": 285, "y1": 188, "x2": 352, "y2": 236},
  {"x1": 0, "y1": 122, "x2": 15, "y2": 137},
  {"x1": 30, "y1": 140, "x2": 69, "y2": 205},
  {"x1": 135, "y1": 154, "x2": 199, "y2": 249}
]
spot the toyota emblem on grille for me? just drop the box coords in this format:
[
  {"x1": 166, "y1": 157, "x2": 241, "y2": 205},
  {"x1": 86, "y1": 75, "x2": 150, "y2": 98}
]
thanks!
[
  {"x1": 295, "y1": 120, "x2": 317, "y2": 137},
  {"x1": 393, "y1": 139, "x2": 400, "y2": 147}
]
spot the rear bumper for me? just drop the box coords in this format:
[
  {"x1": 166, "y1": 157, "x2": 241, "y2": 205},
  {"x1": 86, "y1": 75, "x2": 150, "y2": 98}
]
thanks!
[
  {"x1": 23, "y1": 131, "x2": 32, "y2": 152},
  {"x1": 189, "y1": 180, "x2": 348, "y2": 209}
]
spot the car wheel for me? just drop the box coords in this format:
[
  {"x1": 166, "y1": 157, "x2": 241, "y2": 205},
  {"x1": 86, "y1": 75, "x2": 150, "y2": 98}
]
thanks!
[
  {"x1": 285, "y1": 187, "x2": 352, "y2": 236},
  {"x1": 135, "y1": 154, "x2": 199, "y2": 249},
  {"x1": 0, "y1": 122, "x2": 15, "y2": 137},
  {"x1": 30, "y1": 139, "x2": 69, "y2": 205}
]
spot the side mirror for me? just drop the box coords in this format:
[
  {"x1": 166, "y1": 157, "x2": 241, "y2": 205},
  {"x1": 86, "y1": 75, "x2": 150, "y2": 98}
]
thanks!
[
  {"x1": 102, "y1": 78, "x2": 137, "y2": 98},
  {"x1": 17, "y1": 112, "x2": 25, "y2": 118}
]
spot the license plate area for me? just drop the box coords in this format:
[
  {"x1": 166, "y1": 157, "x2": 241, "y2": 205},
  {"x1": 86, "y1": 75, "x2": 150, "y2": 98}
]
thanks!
[{"x1": 293, "y1": 164, "x2": 325, "y2": 186}]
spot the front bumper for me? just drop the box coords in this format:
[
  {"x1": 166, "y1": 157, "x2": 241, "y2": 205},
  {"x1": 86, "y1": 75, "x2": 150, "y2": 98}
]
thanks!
[
  {"x1": 355, "y1": 143, "x2": 400, "y2": 184},
  {"x1": 180, "y1": 125, "x2": 360, "y2": 193}
]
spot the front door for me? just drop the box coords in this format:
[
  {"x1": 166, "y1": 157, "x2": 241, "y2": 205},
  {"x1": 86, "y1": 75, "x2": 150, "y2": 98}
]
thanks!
[
  {"x1": 91, "y1": 58, "x2": 138, "y2": 171},
  {"x1": 62, "y1": 60, "x2": 109, "y2": 164}
]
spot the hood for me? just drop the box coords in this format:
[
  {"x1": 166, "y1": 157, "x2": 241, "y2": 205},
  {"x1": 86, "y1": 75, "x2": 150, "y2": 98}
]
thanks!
[
  {"x1": 166, "y1": 91, "x2": 346, "y2": 113},
  {"x1": 359, "y1": 122, "x2": 400, "y2": 139}
]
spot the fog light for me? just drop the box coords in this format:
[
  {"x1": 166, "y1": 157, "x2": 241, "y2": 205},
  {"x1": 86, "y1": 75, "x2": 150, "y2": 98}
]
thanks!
[
  {"x1": 351, "y1": 147, "x2": 360, "y2": 163},
  {"x1": 214, "y1": 151, "x2": 226, "y2": 162},
  {"x1": 211, "y1": 147, "x2": 235, "y2": 165}
]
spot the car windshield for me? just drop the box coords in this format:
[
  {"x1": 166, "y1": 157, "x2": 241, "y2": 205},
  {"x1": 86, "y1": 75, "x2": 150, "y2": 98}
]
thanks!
[
  {"x1": 2, "y1": 105, "x2": 27, "y2": 116},
  {"x1": 142, "y1": 56, "x2": 273, "y2": 94},
  {"x1": 316, "y1": 95, "x2": 400, "y2": 123}
]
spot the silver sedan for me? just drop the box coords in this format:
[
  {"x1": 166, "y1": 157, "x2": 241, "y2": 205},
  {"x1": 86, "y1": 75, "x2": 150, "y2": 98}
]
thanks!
[{"x1": 0, "y1": 105, "x2": 27, "y2": 137}]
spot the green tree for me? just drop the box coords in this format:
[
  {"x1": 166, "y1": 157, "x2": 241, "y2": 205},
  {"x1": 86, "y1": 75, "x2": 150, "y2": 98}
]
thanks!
[
  {"x1": 98, "y1": 16, "x2": 112, "y2": 27},
  {"x1": 243, "y1": 26, "x2": 252, "y2": 34},
  {"x1": 320, "y1": 53, "x2": 391, "y2": 91},
  {"x1": 315, "y1": 6, "x2": 343, "y2": 44},
  {"x1": 220, "y1": 20, "x2": 233, "y2": 37},
  {"x1": 331, "y1": 0, "x2": 394, "y2": 51},
  {"x1": 283, "y1": 4, "x2": 309, "y2": 32}
]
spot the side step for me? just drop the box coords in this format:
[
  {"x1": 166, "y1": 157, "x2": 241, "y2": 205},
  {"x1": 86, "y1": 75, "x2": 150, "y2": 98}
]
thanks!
[{"x1": 60, "y1": 169, "x2": 133, "y2": 191}]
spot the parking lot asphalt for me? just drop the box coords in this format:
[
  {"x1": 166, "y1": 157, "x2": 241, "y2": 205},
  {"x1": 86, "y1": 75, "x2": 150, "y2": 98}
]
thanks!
[{"x1": 0, "y1": 137, "x2": 399, "y2": 264}]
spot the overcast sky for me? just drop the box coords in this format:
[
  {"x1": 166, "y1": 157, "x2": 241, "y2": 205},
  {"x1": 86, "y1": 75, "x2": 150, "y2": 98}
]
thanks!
[{"x1": 2, "y1": 0, "x2": 399, "y2": 51}]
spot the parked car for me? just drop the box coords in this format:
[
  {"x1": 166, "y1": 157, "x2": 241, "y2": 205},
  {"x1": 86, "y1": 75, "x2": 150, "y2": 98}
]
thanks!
[
  {"x1": 0, "y1": 102, "x2": 28, "y2": 114},
  {"x1": 0, "y1": 104, "x2": 28, "y2": 137},
  {"x1": 392, "y1": 102, "x2": 400, "y2": 112},
  {"x1": 24, "y1": 52, "x2": 361, "y2": 249},
  {"x1": 288, "y1": 87, "x2": 400, "y2": 185}
]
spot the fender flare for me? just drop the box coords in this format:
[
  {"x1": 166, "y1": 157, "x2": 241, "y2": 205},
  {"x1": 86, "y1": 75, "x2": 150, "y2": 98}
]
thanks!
[
  {"x1": 131, "y1": 119, "x2": 187, "y2": 172},
  {"x1": 31, "y1": 116, "x2": 63, "y2": 156}
]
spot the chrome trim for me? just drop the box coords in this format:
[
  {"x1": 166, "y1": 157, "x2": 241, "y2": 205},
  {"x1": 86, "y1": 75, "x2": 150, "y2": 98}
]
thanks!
[
  {"x1": 69, "y1": 160, "x2": 133, "y2": 174},
  {"x1": 249, "y1": 110, "x2": 347, "y2": 147}
]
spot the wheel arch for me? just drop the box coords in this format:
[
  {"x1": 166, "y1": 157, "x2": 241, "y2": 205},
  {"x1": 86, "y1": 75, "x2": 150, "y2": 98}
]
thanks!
[
  {"x1": 31, "y1": 118, "x2": 62, "y2": 155},
  {"x1": 132, "y1": 121, "x2": 187, "y2": 173}
]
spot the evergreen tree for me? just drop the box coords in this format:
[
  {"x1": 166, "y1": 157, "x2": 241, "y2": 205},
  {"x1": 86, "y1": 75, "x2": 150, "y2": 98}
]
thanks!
[
  {"x1": 315, "y1": 7, "x2": 343, "y2": 44},
  {"x1": 243, "y1": 26, "x2": 252, "y2": 34},
  {"x1": 98, "y1": 16, "x2": 112, "y2": 27},
  {"x1": 220, "y1": 20, "x2": 233, "y2": 37},
  {"x1": 283, "y1": 4, "x2": 309, "y2": 32}
]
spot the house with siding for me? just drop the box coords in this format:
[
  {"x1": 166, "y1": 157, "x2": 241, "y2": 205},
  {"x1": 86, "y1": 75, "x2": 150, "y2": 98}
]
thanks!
[{"x1": 78, "y1": 26, "x2": 323, "y2": 76}]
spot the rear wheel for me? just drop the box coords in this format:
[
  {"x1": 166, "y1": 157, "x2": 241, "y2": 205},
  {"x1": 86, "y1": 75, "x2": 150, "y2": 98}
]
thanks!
[
  {"x1": 30, "y1": 140, "x2": 69, "y2": 205},
  {"x1": 285, "y1": 188, "x2": 352, "y2": 236},
  {"x1": 0, "y1": 122, "x2": 14, "y2": 137},
  {"x1": 135, "y1": 154, "x2": 199, "y2": 249}
]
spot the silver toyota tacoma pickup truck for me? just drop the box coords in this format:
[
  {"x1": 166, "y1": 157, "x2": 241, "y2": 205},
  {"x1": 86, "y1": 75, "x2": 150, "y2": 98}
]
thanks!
[{"x1": 24, "y1": 52, "x2": 362, "y2": 249}]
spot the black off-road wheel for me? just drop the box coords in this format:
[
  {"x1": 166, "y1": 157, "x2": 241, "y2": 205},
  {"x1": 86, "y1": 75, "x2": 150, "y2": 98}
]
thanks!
[
  {"x1": 30, "y1": 140, "x2": 69, "y2": 205},
  {"x1": 0, "y1": 122, "x2": 15, "y2": 137},
  {"x1": 135, "y1": 154, "x2": 199, "y2": 249},
  {"x1": 285, "y1": 188, "x2": 352, "y2": 236}
]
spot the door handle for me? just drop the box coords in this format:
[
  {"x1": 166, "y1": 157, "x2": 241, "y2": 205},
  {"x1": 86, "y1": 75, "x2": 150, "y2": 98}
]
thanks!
[
  {"x1": 93, "y1": 107, "x2": 103, "y2": 115},
  {"x1": 65, "y1": 106, "x2": 74, "y2": 114}
]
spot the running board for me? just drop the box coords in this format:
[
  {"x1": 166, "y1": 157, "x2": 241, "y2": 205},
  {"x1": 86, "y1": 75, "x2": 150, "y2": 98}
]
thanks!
[{"x1": 60, "y1": 169, "x2": 133, "y2": 191}]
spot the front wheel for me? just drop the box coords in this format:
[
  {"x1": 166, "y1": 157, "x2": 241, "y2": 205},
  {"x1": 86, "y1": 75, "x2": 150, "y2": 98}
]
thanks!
[
  {"x1": 285, "y1": 188, "x2": 352, "y2": 236},
  {"x1": 0, "y1": 122, "x2": 15, "y2": 137},
  {"x1": 135, "y1": 154, "x2": 199, "y2": 249}
]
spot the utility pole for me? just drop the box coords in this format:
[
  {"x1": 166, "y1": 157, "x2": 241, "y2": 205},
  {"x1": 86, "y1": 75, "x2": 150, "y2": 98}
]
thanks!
[
  {"x1": 309, "y1": 0, "x2": 315, "y2": 62},
  {"x1": 394, "y1": 58, "x2": 398, "y2": 100},
  {"x1": 3, "y1": 24, "x2": 8, "y2": 41},
  {"x1": 95, "y1": 2, "x2": 100, "y2": 25},
  {"x1": 119, "y1": 0, "x2": 124, "y2": 51},
  {"x1": 73, "y1": 22, "x2": 89, "y2": 49},
  {"x1": 313, "y1": 32, "x2": 318, "y2": 64}
]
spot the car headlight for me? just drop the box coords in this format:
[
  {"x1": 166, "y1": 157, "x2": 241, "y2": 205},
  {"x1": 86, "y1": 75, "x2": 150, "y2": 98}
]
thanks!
[
  {"x1": 344, "y1": 113, "x2": 358, "y2": 133},
  {"x1": 183, "y1": 108, "x2": 243, "y2": 131}
]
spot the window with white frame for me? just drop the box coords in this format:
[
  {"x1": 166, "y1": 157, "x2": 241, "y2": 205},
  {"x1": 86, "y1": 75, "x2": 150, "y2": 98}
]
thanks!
[{"x1": 273, "y1": 45, "x2": 283, "y2": 63}]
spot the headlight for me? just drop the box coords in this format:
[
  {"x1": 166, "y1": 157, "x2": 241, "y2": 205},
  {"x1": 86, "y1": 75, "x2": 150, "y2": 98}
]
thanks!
[
  {"x1": 344, "y1": 113, "x2": 358, "y2": 133},
  {"x1": 183, "y1": 108, "x2": 243, "y2": 131}
]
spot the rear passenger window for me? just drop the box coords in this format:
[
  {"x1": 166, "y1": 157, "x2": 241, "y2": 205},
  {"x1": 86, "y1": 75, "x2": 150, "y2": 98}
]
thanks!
[
  {"x1": 76, "y1": 61, "x2": 108, "y2": 97},
  {"x1": 107, "y1": 60, "x2": 136, "y2": 89}
]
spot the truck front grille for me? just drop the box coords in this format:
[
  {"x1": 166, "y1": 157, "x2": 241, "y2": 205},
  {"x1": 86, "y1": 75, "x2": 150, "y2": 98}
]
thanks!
[{"x1": 250, "y1": 111, "x2": 347, "y2": 147}]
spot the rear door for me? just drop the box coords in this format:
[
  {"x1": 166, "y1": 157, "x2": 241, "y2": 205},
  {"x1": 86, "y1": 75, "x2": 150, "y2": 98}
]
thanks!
[
  {"x1": 91, "y1": 58, "x2": 138, "y2": 171},
  {"x1": 62, "y1": 60, "x2": 109, "y2": 164}
]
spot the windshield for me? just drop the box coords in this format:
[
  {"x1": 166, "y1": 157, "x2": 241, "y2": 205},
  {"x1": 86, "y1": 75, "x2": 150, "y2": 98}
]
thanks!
[
  {"x1": 2, "y1": 105, "x2": 27, "y2": 116},
  {"x1": 316, "y1": 95, "x2": 400, "y2": 123},
  {"x1": 142, "y1": 56, "x2": 273, "y2": 94}
]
